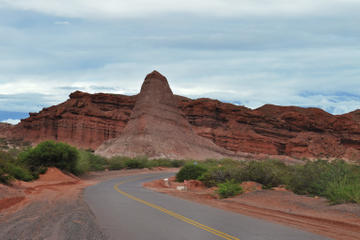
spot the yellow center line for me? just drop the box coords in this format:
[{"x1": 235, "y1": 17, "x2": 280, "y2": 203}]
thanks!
[{"x1": 113, "y1": 176, "x2": 240, "y2": 240}]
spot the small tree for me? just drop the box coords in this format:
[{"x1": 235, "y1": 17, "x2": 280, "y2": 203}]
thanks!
[
  {"x1": 176, "y1": 164, "x2": 207, "y2": 182},
  {"x1": 19, "y1": 141, "x2": 79, "y2": 175}
]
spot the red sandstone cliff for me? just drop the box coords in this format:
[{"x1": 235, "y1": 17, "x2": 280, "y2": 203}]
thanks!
[
  {"x1": 2, "y1": 71, "x2": 360, "y2": 161},
  {"x1": 9, "y1": 92, "x2": 137, "y2": 150},
  {"x1": 179, "y1": 100, "x2": 360, "y2": 161}
]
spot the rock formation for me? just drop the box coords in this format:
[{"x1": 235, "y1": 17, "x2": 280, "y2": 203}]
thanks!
[
  {"x1": 179, "y1": 101, "x2": 360, "y2": 161},
  {"x1": 8, "y1": 92, "x2": 137, "y2": 150},
  {"x1": 95, "y1": 71, "x2": 232, "y2": 159},
  {"x1": 2, "y1": 71, "x2": 360, "y2": 161}
]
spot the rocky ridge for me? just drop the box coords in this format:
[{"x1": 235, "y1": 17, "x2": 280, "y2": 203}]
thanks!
[{"x1": 2, "y1": 71, "x2": 360, "y2": 161}]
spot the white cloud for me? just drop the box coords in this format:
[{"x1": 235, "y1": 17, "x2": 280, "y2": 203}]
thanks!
[
  {"x1": 54, "y1": 21, "x2": 70, "y2": 25},
  {"x1": 1, "y1": 0, "x2": 359, "y2": 19},
  {"x1": 1, "y1": 118, "x2": 20, "y2": 125}
]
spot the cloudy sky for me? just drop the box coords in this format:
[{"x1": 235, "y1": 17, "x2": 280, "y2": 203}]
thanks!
[{"x1": 1, "y1": 0, "x2": 359, "y2": 124}]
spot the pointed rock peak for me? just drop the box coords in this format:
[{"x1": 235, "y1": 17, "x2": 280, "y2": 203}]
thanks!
[
  {"x1": 139, "y1": 71, "x2": 173, "y2": 99},
  {"x1": 145, "y1": 70, "x2": 167, "y2": 81}
]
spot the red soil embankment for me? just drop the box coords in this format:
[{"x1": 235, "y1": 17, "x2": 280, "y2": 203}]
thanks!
[{"x1": 144, "y1": 177, "x2": 360, "y2": 240}]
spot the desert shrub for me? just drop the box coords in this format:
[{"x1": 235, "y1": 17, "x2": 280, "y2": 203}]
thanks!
[
  {"x1": 4, "y1": 162, "x2": 33, "y2": 181},
  {"x1": 76, "y1": 151, "x2": 90, "y2": 174},
  {"x1": 0, "y1": 150, "x2": 15, "y2": 162},
  {"x1": 108, "y1": 156, "x2": 127, "y2": 170},
  {"x1": 18, "y1": 141, "x2": 79, "y2": 175},
  {"x1": 0, "y1": 168, "x2": 10, "y2": 184},
  {"x1": 199, "y1": 160, "x2": 289, "y2": 189},
  {"x1": 76, "y1": 150, "x2": 107, "y2": 174},
  {"x1": 176, "y1": 164, "x2": 207, "y2": 182},
  {"x1": 241, "y1": 160, "x2": 289, "y2": 189},
  {"x1": 0, "y1": 154, "x2": 33, "y2": 182},
  {"x1": 199, "y1": 166, "x2": 244, "y2": 187},
  {"x1": 147, "y1": 158, "x2": 172, "y2": 168},
  {"x1": 217, "y1": 180, "x2": 243, "y2": 198},
  {"x1": 170, "y1": 159, "x2": 186, "y2": 168},
  {"x1": 288, "y1": 160, "x2": 347, "y2": 196},
  {"x1": 287, "y1": 159, "x2": 360, "y2": 204},
  {"x1": 288, "y1": 160, "x2": 332, "y2": 195},
  {"x1": 325, "y1": 178, "x2": 360, "y2": 204},
  {"x1": 147, "y1": 159, "x2": 186, "y2": 168},
  {"x1": 87, "y1": 153, "x2": 107, "y2": 171},
  {"x1": 124, "y1": 156, "x2": 148, "y2": 169},
  {"x1": 201, "y1": 158, "x2": 241, "y2": 169},
  {"x1": 0, "y1": 159, "x2": 10, "y2": 184}
]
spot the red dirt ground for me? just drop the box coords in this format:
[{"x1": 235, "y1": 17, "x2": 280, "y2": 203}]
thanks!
[{"x1": 144, "y1": 177, "x2": 360, "y2": 240}]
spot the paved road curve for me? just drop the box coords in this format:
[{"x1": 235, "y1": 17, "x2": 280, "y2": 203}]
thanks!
[{"x1": 84, "y1": 172, "x2": 331, "y2": 240}]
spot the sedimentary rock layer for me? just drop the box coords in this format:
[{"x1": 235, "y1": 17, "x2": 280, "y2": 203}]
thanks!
[
  {"x1": 96, "y1": 71, "x2": 232, "y2": 159},
  {"x1": 2, "y1": 71, "x2": 360, "y2": 160}
]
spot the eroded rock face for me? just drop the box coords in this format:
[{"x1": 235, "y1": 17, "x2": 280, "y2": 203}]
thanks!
[
  {"x1": 95, "y1": 71, "x2": 232, "y2": 159},
  {"x1": 179, "y1": 100, "x2": 360, "y2": 161},
  {"x1": 10, "y1": 92, "x2": 137, "y2": 150},
  {"x1": 2, "y1": 71, "x2": 360, "y2": 161},
  {"x1": 0, "y1": 123, "x2": 13, "y2": 138}
]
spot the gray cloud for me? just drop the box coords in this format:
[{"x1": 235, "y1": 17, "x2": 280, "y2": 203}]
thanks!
[
  {"x1": 0, "y1": 3, "x2": 359, "y2": 116},
  {"x1": 1, "y1": 0, "x2": 360, "y2": 19}
]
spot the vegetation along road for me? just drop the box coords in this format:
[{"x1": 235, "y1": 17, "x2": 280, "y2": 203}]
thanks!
[{"x1": 84, "y1": 172, "x2": 331, "y2": 240}]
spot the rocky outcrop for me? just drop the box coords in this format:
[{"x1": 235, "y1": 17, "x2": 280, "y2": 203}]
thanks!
[
  {"x1": 179, "y1": 100, "x2": 360, "y2": 161},
  {"x1": 10, "y1": 92, "x2": 137, "y2": 150},
  {"x1": 2, "y1": 71, "x2": 360, "y2": 161},
  {"x1": 0, "y1": 123, "x2": 13, "y2": 138},
  {"x1": 96, "y1": 71, "x2": 233, "y2": 159}
]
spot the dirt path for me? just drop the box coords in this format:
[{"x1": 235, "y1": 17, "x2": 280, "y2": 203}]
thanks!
[{"x1": 144, "y1": 177, "x2": 360, "y2": 240}]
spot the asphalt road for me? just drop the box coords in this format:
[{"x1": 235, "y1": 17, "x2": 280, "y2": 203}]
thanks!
[{"x1": 84, "y1": 172, "x2": 331, "y2": 240}]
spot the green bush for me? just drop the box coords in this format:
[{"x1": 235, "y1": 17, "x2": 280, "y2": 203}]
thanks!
[
  {"x1": 108, "y1": 157, "x2": 186, "y2": 170},
  {"x1": 242, "y1": 160, "x2": 290, "y2": 189},
  {"x1": 0, "y1": 168, "x2": 10, "y2": 184},
  {"x1": 18, "y1": 141, "x2": 79, "y2": 175},
  {"x1": 108, "y1": 156, "x2": 127, "y2": 170},
  {"x1": 0, "y1": 153, "x2": 34, "y2": 183},
  {"x1": 199, "y1": 166, "x2": 244, "y2": 187},
  {"x1": 287, "y1": 159, "x2": 360, "y2": 205},
  {"x1": 176, "y1": 164, "x2": 207, "y2": 182},
  {"x1": 147, "y1": 159, "x2": 185, "y2": 168},
  {"x1": 288, "y1": 160, "x2": 331, "y2": 195},
  {"x1": 325, "y1": 178, "x2": 360, "y2": 204},
  {"x1": 76, "y1": 150, "x2": 107, "y2": 174},
  {"x1": 217, "y1": 180, "x2": 243, "y2": 198},
  {"x1": 76, "y1": 150, "x2": 90, "y2": 174},
  {"x1": 198, "y1": 160, "x2": 290, "y2": 189},
  {"x1": 124, "y1": 157, "x2": 148, "y2": 169},
  {"x1": 5, "y1": 162, "x2": 33, "y2": 181},
  {"x1": 288, "y1": 160, "x2": 350, "y2": 195},
  {"x1": 170, "y1": 159, "x2": 186, "y2": 168}
]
